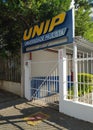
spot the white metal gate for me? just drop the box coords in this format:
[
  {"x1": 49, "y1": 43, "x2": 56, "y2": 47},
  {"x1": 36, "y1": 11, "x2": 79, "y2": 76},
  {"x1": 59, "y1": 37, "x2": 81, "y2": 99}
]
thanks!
[
  {"x1": 30, "y1": 60, "x2": 59, "y2": 108},
  {"x1": 24, "y1": 53, "x2": 73, "y2": 108}
]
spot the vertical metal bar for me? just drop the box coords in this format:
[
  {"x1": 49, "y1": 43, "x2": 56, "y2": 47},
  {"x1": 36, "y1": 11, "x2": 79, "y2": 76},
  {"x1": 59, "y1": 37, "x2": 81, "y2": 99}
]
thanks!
[
  {"x1": 70, "y1": 55, "x2": 72, "y2": 99},
  {"x1": 79, "y1": 53, "x2": 82, "y2": 101},
  {"x1": 47, "y1": 76, "x2": 48, "y2": 96},
  {"x1": 91, "y1": 52, "x2": 93, "y2": 105},
  {"x1": 67, "y1": 55, "x2": 69, "y2": 98},
  {"x1": 83, "y1": 53, "x2": 85, "y2": 102},
  {"x1": 54, "y1": 69, "x2": 56, "y2": 93},
  {"x1": 38, "y1": 79, "x2": 40, "y2": 98},
  {"x1": 69, "y1": 55, "x2": 71, "y2": 99},
  {"x1": 87, "y1": 53, "x2": 89, "y2": 104},
  {"x1": 73, "y1": 43, "x2": 78, "y2": 101},
  {"x1": 48, "y1": 75, "x2": 51, "y2": 96},
  {"x1": 55, "y1": 68, "x2": 57, "y2": 92}
]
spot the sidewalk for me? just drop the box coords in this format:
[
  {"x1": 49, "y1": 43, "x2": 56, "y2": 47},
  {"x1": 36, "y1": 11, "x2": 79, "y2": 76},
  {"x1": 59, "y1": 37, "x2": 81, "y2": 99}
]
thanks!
[{"x1": 0, "y1": 90, "x2": 93, "y2": 130}]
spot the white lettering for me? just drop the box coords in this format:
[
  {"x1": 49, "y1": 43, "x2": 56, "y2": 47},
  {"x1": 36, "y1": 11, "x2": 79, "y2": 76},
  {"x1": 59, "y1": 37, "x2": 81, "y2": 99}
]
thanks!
[{"x1": 24, "y1": 28, "x2": 67, "y2": 47}]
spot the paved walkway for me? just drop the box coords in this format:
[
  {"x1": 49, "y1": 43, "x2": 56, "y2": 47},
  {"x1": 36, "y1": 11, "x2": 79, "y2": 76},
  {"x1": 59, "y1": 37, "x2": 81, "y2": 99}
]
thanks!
[{"x1": 0, "y1": 90, "x2": 93, "y2": 130}]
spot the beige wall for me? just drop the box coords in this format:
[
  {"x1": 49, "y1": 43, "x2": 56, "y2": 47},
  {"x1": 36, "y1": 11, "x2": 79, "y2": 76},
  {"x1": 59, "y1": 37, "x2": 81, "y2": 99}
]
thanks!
[
  {"x1": 0, "y1": 80, "x2": 21, "y2": 96},
  {"x1": 31, "y1": 50, "x2": 58, "y2": 77}
]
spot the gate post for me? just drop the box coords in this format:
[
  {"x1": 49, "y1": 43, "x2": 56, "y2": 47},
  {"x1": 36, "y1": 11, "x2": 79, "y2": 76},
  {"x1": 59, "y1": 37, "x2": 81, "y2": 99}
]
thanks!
[
  {"x1": 73, "y1": 43, "x2": 78, "y2": 101},
  {"x1": 24, "y1": 60, "x2": 31, "y2": 100},
  {"x1": 58, "y1": 47, "x2": 67, "y2": 112},
  {"x1": 91, "y1": 52, "x2": 93, "y2": 104}
]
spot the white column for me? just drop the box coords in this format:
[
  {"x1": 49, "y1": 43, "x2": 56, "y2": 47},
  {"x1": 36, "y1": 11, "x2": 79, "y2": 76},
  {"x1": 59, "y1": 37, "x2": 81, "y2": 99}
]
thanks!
[
  {"x1": 21, "y1": 49, "x2": 30, "y2": 98},
  {"x1": 73, "y1": 43, "x2": 78, "y2": 101},
  {"x1": 24, "y1": 60, "x2": 31, "y2": 100},
  {"x1": 91, "y1": 52, "x2": 93, "y2": 104},
  {"x1": 58, "y1": 47, "x2": 67, "y2": 112},
  {"x1": 70, "y1": 0, "x2": 75, "y2": 38},
  {"x1": 91, "y1": 52, "x2": 93, "y2": 74}
]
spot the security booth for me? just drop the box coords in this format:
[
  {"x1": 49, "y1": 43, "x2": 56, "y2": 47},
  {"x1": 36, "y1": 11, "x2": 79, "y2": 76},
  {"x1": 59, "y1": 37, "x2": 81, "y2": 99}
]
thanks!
[{"x1": 22, "y1": 9, "x2": 93, "y2": 123}]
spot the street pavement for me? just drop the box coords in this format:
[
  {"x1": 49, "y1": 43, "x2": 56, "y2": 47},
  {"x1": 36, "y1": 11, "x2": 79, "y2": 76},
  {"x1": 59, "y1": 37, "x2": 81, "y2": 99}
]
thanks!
[{"x1": 0, "y1": 89, "x2": 93, "y2": 130}]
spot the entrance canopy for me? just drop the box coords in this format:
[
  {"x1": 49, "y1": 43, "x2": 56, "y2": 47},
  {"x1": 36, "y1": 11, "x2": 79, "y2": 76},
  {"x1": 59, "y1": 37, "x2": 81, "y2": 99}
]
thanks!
[{"x1": 48, "y1": 36, "x2": 93, "y2": 54}]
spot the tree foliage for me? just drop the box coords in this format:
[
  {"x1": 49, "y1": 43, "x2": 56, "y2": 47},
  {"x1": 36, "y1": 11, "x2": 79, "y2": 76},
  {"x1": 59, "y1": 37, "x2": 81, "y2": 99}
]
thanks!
[
  {"x1": 0, "y1": 0, "x2": 24, "y2": 56},
  {"x1": 0, "y1": 0, "x2": 93, "y2": 57},
  {"x1": 0, "y1": 0, "x2": 71, "y2": 56},
  {"x1": 75, "y1": 0, "x2": 93, "y2": 42}
]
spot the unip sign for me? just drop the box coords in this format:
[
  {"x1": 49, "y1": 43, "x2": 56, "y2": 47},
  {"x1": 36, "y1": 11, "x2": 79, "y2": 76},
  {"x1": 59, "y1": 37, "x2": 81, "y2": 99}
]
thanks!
[{"x1": 22, "y1": 9, "x2": 73, "y2": 53}]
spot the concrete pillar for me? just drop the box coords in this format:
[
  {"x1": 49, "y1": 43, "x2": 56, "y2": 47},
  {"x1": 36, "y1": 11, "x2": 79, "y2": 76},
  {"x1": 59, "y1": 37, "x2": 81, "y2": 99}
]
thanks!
[
  {"x1": 91, "y1": 52, "x2": 93, "y2": 104},
  {"x1": 24, "y1": 60, "x2": 31, "y2": 100},
  {"x1": 21, "y1": 46, "x2": 30, "y2": 98},
  {"x1": 73, "y1": 43, "x2": 78, "y2": 101},
  {"x1": 58, "y1": 47, "x2": 67, "y2": 112}
]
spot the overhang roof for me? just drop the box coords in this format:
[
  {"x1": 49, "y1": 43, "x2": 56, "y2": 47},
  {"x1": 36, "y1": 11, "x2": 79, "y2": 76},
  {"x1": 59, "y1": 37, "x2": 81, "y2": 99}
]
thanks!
[
  {"x1": 48, "y1": 36, "x2": 93, "y2": 54},
  {"x1": 68, "y1": 36, "x2": 93, "y2": 53}
]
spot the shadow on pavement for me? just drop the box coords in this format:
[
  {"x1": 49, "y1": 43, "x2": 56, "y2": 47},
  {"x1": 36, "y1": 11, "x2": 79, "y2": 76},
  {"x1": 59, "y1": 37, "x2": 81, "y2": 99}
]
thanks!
[
  {"x1": 0, "y1": 103, "x2": 93, "y2": 130},
  {"x1": 0, "y1": 89, "x2": 93, "y2": 130},
  {"x1": 0, "y1": 89, "x2": 27, "y2": 110}
]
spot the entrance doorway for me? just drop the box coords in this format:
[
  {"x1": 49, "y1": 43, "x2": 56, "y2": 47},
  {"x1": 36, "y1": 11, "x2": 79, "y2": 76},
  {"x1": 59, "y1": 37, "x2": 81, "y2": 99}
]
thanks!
[{"x1": 30, "y1": 50, "x2": 59, "y2": 109}]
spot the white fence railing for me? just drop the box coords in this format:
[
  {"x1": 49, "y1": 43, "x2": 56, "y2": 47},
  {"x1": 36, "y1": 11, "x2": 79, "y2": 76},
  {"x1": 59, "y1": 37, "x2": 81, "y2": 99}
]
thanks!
[
  {"x1": 59, "y1": 48, "x2": 93, "y2": 123},
  {"x1": 66, "y1": 56, "x2": 93, "y2": 105}
]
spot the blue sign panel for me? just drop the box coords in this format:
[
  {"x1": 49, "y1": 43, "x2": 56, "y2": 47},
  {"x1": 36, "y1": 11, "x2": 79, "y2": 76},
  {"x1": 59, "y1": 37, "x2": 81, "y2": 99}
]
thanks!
[{"x1": 22, "y1": 9, "x2": 73, "y2": 53}]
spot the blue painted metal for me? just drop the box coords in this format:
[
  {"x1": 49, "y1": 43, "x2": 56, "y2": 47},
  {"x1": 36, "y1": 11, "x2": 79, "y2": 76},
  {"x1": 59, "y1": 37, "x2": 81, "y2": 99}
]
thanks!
[
  {"x1": 22, "y1": 9, "x2": 73, "y2": 53},
  {"x1": 67, "y1": 75, "x2": 74, "y2": 88},
  {"x1": 31, "y1": 75, "x2": 73, "y2": 98},
  {"x1": 31, "y1": 76, "x2": 59, "y2": 98}
]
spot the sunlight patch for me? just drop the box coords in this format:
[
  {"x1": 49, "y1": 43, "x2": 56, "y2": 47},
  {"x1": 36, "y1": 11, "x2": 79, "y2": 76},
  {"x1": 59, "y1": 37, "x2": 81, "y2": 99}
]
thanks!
[{"x1": 24, "y1": 112, "x2": 49, "y2": 126}]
